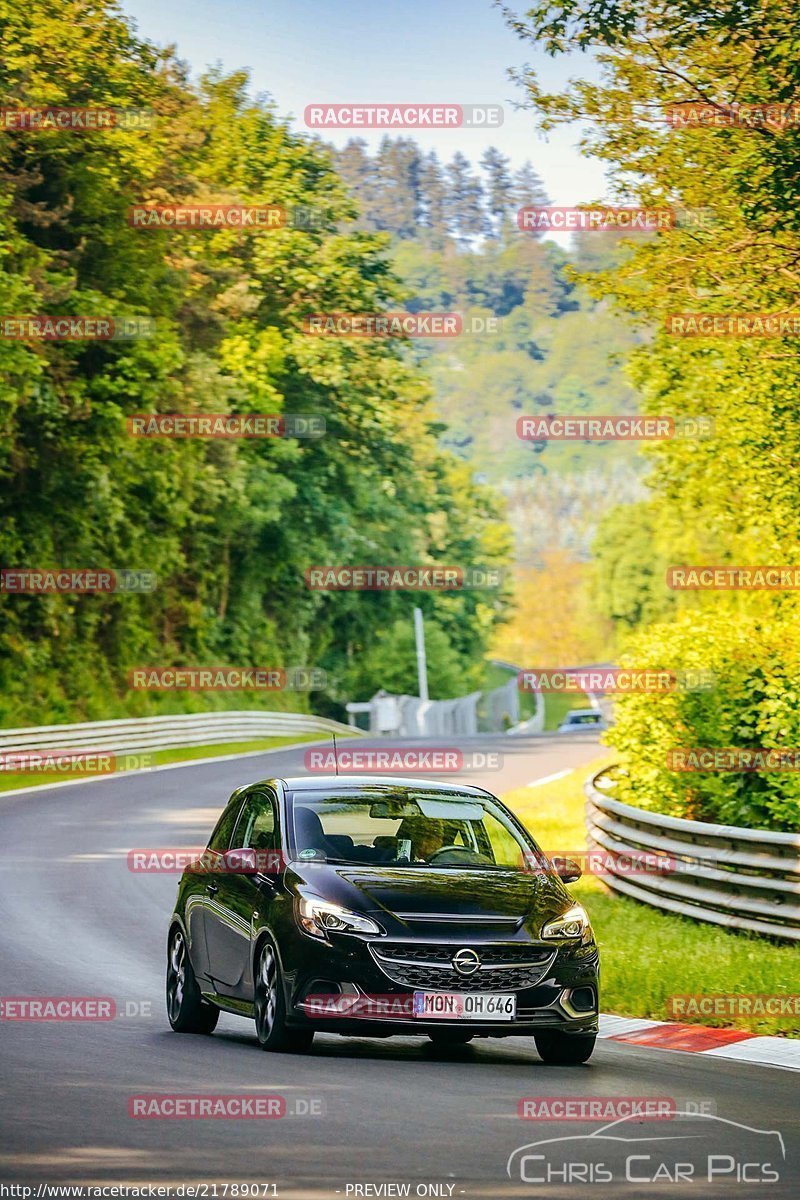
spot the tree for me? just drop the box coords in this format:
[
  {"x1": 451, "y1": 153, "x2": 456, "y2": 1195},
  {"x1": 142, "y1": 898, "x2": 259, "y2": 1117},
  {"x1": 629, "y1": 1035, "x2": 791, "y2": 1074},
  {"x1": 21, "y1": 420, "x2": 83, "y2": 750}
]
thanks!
[
  {"x1": 372, "y1": 136, "x2": 424, "y2": 238},
  {"x1": 498, "y1": 0, "x2": 800, "y2": 828},
  {"x1": 445, "y1": 151, "x2": 487, "y2": 245},
  {"x1": 0, "y1": 0, "x2": 512, "y2": 725},
  {"x1": 511, "y1": 161, "x2": 549, "y2": 210},
  {"x1": 418, "y1": 151, "x2": 449, "y2": 245},
  {"x1": 342, "y1": 617, "x2": 468, "y2": 701},
  {"x1": 481, "y1": 146, "x2": 515, "y2": 238}
]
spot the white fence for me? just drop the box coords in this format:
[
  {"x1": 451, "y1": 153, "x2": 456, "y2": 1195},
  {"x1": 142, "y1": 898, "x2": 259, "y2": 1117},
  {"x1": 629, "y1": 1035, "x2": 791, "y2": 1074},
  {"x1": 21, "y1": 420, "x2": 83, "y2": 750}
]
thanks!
[
  {"x1": 346, "y1": 667, "x2": 530, "y2": 738},
  {"x1": 0, "y1": 710, "x2": 362, "y2": 758}
]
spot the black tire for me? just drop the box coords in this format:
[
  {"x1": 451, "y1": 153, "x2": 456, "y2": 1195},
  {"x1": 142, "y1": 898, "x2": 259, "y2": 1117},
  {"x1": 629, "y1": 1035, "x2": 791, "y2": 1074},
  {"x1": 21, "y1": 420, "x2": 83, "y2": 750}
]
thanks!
[
  {"x1": 534, "y1": 1030, "x2": 596, "y2": 1064},
  {"x1": 253, "y1": 939, "x2": 314, "y2": 1053},
  {"x1": 166, "y1": 927, "x2": 219, "y2": 1034},
  {"x1": 427, "y1": 1029, "x2": 474, "y2": 1046}
]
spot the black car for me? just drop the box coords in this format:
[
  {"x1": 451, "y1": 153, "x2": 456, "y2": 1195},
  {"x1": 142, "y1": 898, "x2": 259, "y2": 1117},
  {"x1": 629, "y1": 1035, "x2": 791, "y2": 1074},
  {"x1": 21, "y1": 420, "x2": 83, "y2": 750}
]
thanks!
[{"x1": 167, "y1": 775, "x2": 599, "y2": 1063}]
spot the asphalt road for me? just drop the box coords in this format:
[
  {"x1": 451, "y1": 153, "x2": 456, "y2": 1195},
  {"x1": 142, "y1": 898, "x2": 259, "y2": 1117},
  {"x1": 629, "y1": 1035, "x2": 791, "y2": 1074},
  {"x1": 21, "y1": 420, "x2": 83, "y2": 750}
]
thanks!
[{"x1": 0, "y1": 732, "x2": 797, "y2": 1199}]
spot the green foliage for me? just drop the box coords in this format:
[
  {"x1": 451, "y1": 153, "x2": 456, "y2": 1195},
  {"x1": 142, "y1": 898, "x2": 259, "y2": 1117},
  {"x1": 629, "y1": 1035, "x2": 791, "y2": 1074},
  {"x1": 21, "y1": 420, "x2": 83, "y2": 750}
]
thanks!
[
  {"x1": 592, "y1": 501, "x2": 676, "y2": 630},
  {"x1": 341, "y1": 617, "x2": 469, "y2": 701},
  {"x1": 607, "y1": 610, "x2": 800, "y2": 830},
  {"x1": 0, "y1": 0, "x2": 511, "y2": 725},
  {"x1": 502, "y1": 0, "x2": 800, "y2": 829}
]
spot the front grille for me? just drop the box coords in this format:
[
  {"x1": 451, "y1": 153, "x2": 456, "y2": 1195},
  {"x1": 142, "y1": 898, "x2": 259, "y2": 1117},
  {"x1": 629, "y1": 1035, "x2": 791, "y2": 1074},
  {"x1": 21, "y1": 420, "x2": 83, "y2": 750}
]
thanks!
[{"x1": 370, "y1": 942, "x2": 556, "y2": 992}]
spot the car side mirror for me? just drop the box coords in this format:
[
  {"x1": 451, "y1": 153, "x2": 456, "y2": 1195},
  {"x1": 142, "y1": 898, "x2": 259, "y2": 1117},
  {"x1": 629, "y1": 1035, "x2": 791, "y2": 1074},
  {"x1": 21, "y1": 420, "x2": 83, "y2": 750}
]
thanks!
[
  {"x1": 218, "y1": 847, "x2": 260, "y2": 875},
  {"x1": 553, "y1": 857, "x2": 582, "y2": 884}
]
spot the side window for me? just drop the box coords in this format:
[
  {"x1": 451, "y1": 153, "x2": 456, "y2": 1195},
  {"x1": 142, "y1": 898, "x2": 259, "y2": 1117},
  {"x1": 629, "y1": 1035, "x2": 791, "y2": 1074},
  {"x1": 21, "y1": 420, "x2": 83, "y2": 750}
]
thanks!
[
  {"x1": 207, "y1": 795, "x2": 246, "y2": 852},
  {"x1": 231, "y1": 791, "x2": 277, "y2": 852}
]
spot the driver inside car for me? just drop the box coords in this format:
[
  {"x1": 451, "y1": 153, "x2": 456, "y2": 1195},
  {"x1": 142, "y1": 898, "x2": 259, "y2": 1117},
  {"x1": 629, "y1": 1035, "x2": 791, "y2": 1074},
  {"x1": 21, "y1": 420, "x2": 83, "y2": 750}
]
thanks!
[{"x1": 396, "y1": 816, "x2": 449, "y2": 862}]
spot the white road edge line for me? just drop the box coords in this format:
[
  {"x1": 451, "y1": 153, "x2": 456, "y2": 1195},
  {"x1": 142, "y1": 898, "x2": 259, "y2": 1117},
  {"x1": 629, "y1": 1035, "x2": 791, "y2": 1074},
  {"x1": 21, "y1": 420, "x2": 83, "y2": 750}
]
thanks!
[
  {"x1": 526, "y1": 768, "x2": 572, "y2": 788},
  {"x1": 0, "y1": 738, "x2": 337, "y2": 799}
]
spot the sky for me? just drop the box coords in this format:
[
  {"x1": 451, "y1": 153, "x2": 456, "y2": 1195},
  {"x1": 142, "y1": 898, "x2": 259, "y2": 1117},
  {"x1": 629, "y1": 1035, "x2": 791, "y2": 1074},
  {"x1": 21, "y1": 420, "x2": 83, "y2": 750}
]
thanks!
[{"x1": 120, "y1": 0, "x2": 609, "y2": 207}]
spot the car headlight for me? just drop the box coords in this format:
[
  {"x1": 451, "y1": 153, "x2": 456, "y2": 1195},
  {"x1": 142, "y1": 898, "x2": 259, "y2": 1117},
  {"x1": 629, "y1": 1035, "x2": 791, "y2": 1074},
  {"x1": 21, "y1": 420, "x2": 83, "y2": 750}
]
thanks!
[
  {"x1": 542, "y1": 903, "x2": 591, "y2": 940},
  {"x1": 297, "y1": 896, "x2": 383, "y2": 938}
]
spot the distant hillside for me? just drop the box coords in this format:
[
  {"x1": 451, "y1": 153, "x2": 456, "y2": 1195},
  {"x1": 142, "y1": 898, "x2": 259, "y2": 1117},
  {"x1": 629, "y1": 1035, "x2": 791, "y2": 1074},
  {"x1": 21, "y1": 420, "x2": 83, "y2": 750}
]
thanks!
[{"x1": 330, "y1": 138, "x2": 645, "y2": 563}]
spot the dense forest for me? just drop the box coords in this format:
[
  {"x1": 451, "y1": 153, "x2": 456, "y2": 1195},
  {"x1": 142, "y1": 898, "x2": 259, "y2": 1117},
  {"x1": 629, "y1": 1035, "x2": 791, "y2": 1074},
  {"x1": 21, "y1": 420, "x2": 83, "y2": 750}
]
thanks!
[
  {"x1": 0, "y1": 0, "x2": 645, "y2": 725},
  {"x1": 0, "y1": 0, "x2": 518, "y2": 724}
]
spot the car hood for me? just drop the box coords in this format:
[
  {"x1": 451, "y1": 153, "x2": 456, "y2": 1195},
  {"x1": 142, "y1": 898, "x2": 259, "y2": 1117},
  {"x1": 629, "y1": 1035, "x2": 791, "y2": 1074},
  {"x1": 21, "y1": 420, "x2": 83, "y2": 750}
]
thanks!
[{"x1": 287, "y1": 862, "x2": 574, "y2": 936}]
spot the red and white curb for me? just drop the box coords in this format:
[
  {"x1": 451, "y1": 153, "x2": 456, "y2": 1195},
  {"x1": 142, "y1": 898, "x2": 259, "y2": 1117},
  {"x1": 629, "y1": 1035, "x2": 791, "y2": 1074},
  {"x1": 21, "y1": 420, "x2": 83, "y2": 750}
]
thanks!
[{"x1": 599, "y1": 1013, "x2": 800, "y2": 1071}]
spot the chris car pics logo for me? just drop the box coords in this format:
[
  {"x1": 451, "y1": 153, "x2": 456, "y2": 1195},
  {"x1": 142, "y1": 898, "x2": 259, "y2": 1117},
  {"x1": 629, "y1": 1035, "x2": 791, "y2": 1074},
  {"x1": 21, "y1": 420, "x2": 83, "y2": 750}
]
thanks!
[{"x1": 507, "y1": 1113, "x2": 785, "y2": 1185}]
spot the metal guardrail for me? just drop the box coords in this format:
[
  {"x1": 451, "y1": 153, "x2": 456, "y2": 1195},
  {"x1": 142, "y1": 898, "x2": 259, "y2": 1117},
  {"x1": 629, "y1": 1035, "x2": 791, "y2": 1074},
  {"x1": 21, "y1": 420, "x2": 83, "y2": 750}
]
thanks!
[
  {"x1": 0, "y1": 711, "x2": 364, "y2": 758},
  {"x1": 585, "y1": 768, "x2": 800, "y2": 942},
  {"x1": 346, "y1": 669, "x2": 523, "y2": 738}
]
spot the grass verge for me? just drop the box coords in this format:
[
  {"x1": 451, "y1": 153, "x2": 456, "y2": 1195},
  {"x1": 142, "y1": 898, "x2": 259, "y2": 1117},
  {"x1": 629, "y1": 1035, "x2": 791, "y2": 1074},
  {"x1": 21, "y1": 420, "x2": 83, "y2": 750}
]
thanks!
[
  {"x1": 0, "y1": 732, "x2": 347, "y2": 794},
  {"x1": 543, "y1": 691, "x2": 592, "y2": 731},
  {"x1": 505, "y1": 757, "x2": 799, "y2": 1038}
]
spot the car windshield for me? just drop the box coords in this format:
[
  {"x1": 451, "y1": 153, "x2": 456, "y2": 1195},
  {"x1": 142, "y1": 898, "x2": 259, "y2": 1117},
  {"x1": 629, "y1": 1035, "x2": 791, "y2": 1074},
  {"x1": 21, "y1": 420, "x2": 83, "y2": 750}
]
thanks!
[{"x1": 287, "y1": 788, "x2": 544, "y2": 871}]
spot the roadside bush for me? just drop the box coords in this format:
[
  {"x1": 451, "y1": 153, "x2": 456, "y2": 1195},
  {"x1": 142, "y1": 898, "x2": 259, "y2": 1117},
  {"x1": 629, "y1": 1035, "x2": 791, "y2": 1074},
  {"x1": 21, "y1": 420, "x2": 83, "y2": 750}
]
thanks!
[{"x1": 606, "y1": 608, "x2": 800, "y2": 831}]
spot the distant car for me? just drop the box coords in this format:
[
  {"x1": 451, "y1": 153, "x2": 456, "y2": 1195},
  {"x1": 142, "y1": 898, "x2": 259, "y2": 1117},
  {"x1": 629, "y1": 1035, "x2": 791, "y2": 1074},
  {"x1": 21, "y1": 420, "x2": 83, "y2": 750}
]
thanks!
[
  {"x1": 166, "y1": 775, "x2": 599, "y2": 1061},
  {"x1": 557, "y1": 708, "x2": 607, "y2": 733}
]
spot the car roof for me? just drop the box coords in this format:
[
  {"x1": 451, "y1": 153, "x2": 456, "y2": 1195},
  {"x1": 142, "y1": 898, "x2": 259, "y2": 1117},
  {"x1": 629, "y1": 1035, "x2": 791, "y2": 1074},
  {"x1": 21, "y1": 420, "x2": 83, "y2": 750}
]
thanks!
[
  {"x1": 252, "y1": 774, "x2": 493, "y2": 797},
  {"x1": 565, "y1": 709, "x2": 601, "y2": 717}
]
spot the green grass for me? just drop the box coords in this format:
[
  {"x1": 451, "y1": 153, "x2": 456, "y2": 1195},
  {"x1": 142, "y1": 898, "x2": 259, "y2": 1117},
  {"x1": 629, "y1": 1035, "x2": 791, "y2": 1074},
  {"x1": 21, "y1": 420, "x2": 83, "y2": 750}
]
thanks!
[
  {"x1": 504, "y1": 759, "x2": 800, "y2": 1038},
  {"x1": 0, "y1": 732, "x2": 349, "y2": 793},
  {"x1": 543, "y1": 690, "x2": 592, "y2": 731}
]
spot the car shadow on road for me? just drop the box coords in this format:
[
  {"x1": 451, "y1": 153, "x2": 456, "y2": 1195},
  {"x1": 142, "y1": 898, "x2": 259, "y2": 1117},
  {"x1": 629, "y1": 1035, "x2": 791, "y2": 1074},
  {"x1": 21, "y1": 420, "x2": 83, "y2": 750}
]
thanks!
[{"x1": 153, "y1": 1025, "x2": 593, "y2": 1069}]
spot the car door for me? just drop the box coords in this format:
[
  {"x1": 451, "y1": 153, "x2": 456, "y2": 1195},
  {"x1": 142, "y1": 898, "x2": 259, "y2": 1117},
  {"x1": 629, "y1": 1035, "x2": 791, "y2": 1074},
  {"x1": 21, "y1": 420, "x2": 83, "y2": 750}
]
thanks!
[
  {"x1": 204, "y1": 788, "x2": 279, "y2": 996},
  {"x1": 185, "y1": 789, "x2": 246, "y2": 984}
]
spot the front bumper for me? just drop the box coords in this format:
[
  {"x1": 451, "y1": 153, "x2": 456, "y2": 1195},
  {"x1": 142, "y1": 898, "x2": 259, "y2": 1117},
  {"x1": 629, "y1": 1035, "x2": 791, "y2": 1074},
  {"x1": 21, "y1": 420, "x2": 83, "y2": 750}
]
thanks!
[{"x1": 282, "y1": 930, "x2": 599, "y2": 1037}]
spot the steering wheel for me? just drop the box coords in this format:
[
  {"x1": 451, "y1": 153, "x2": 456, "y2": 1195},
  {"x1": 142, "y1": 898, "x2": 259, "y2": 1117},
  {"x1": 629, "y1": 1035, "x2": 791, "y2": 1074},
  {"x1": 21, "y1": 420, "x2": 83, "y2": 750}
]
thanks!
[{"x1": 426, "y1": 844, "x2": 493, "y2": 865}]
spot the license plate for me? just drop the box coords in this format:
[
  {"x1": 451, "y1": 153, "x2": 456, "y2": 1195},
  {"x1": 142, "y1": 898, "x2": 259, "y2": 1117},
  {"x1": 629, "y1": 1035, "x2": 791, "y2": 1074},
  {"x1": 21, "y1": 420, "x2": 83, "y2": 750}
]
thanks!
[{"x1": 413, "y1": 992, "x2": 516, "y2": 1020}]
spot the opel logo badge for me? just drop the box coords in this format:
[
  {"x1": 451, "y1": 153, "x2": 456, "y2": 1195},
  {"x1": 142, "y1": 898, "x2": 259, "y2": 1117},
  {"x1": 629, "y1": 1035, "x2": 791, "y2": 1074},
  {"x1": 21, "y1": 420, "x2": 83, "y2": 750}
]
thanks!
[{"x1": 452, "y1": 947, "x2": 481, "y2": 976}]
